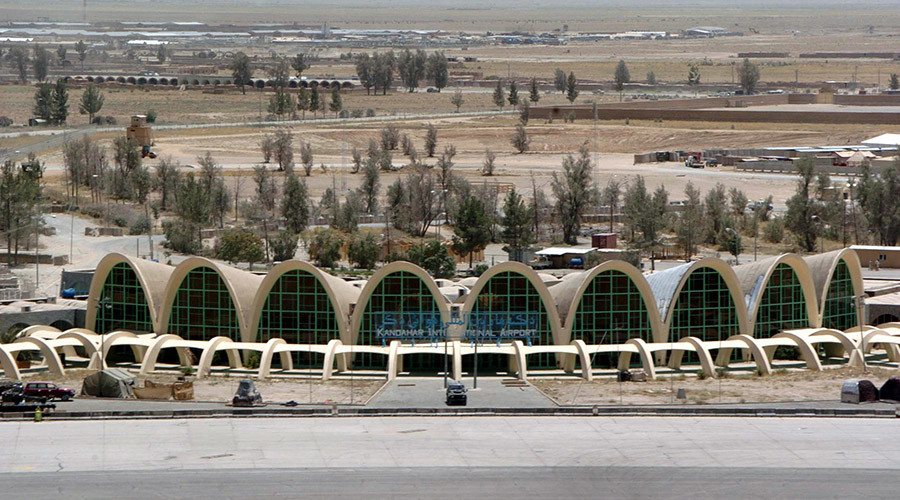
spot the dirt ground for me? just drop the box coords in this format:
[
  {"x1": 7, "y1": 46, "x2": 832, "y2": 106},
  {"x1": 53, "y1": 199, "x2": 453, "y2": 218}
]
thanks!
[
  {"x1": 534, "y1": 366, "x2": 900, "y2": 406},
  {"x1": 18, "y1": 368, "x2": 385, "y2": 405}
]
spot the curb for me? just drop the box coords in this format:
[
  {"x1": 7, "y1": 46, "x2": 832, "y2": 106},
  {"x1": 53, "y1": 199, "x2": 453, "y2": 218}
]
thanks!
[{"x1": 1, "y1": 405, "x2": 896, "y2": 421}]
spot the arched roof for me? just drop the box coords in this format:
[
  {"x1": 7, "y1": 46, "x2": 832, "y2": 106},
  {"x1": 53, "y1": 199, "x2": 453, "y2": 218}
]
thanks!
[
  {"x1": 349, "y1": 261, "x2": 451, "y2": 346},
  {"x1": 550, "y1": 261, "x2": 665, "y2": 344},
  {"x1": 733, "y1": 253, "x2": 819, "y2": 330},
  {"x1": 247, "y1": 260, "x2": 360, "y2": 344},
  {"x1": 157, "y1": 257, "x2": 264, "y2": 341},
  {"x1": 646, "y1": 257, "x2": 750, "y2": 336},
  {"x1": 459, "y1": 261, "x2": 564, "y2": 345},
  {"x1": 803, "y1": 248, "x2": 864, "y2": 319},
  {"x1": 85, "y1": 252, "x2": 175, "y2": 333}
]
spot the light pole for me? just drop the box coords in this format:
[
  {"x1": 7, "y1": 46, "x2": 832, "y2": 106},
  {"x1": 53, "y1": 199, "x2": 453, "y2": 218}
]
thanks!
[
  {"x1": 725, "y1": 227, "x2": 739, "y2": 265},
  {"x1": 853, "y1": 293, "x2": 868, "y2": 373},
  {"x1": 95, "y1": 296, "x2": 112, "y2": 371},
  {"x1": 811, "y1": 215, "x2": 824, "y2": 253}
]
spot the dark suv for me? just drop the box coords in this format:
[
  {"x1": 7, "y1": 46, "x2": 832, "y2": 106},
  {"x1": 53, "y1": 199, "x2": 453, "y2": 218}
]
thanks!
[
  {"x1": 22, "y1": 382, "x2": 75, "y2": 401},
  {"x1": 445, "y1": 381, "x2": 467, "y2": 406}
]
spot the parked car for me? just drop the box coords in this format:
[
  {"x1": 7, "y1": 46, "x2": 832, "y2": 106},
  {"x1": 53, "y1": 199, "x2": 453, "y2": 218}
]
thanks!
[
  {"x1": 446, "y1": 381, "x2": 467, "y2": 406},
  {"x1": 22, "y1": 382, "x2": 75, "y2": 401},
  {"x1": 426, "y1": 87, "x2": 439, "y2": 93}
]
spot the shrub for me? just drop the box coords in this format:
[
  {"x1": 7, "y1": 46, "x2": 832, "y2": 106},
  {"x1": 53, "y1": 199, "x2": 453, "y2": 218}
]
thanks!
[
  {"x1": 473, "y1": 263, "x2": 489, "y2": 276},
  {"x1": 350, "y1": 109, "x2": 364, "y2": 118},
  {"x1": 764, "y1": 218, "x2": 785, "y2": 243},
  {"x1": 339, "y1": 109, "x2": 350, "y2": 118},
  {"x1": 0, "y1": 116, "x2": 12, "y2": 127},
  {"x1": 145, "y1": 109, "x2": 157, "y2": 123},
  {"x1": 696, "y1": 370, "x2": 708, "y2": 380},
  {"x1": 774, "y1": 345, "x2": 800, "y2": 360},
  {"x1": 128, "y1": 214, "x2": 152, "y2": 235},
  {"x1": 715, "y1": 367, "x2": 730, "y2": 378},
  {"x1": 308, "y1": 228, "x2": 344, "y2": 268},
  {"x1": 347, "y1": 232, "x2": 380, "y2": 270},
  {"x1": 271, "y1": 230, "x2": 299, "y2": 262},
  {"x1": 162, "y1": 219, "x2": 201, "y2": 255},
  {"x1": 365, "y1": 108, "x2": 375, "y2": 117},
  {"x1": 244, "y1": 352, "x2": 261, "y2": 369},
  {"x1": 215, "y1": 228, "x2": 264, "y2": 264}
]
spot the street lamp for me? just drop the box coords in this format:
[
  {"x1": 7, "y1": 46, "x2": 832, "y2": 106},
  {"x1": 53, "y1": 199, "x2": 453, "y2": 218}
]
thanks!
[
  {"x1": 811, "y1": 215, "x2": 824, "y2": 254},
  {"x1": 95, "y1": 296, "x2": 112, "y2": 371},
  {"x1": 852, "y1": 293, "x2": 868, "y2": 373},
  {"x1": 725, "y1": 227, "x2": 739, "y2": 265}
]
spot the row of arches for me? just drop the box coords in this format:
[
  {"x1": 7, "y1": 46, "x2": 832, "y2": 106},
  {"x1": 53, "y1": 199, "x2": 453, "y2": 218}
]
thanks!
[
  {"x1": 85, "y1": 250, "x2": 863, "y2": 358},
  {"x1": 66, "y1": 75, "x2": 356, "y2": 89}
]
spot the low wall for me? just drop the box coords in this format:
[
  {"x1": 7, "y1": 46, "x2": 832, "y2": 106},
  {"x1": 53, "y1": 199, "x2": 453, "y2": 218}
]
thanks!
[
  {"x1": 834, "y1": 94, "x2": 900, "y2": 106},
  {"x1": 735, "y1": 159, "x2": 894, "y2": 176},
  {"x1": 0, "y1": 253, "x2": 68, "y2": 265},
  {"x1": 530, "y1": 106, "x2": 900, "y2": 124}
]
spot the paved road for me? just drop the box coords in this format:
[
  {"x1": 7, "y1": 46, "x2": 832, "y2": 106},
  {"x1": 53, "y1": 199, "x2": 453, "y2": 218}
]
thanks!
[
  {"x1": 370, "y1": 377, "x2": 555, "y2": 408},
  {"x1": 2, "y1": 416, "x2": 898, "y2": 497}
]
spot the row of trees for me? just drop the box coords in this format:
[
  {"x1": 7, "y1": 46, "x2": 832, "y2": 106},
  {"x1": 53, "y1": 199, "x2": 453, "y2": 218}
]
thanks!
[
  {"x1": 32, "y1": 82, "x2": 104, "y2": 124},
  {"x1": 604, "y1": 58, "x2": 761, "y2": 94},
  {"x1": 0, "y1": 156, "x2": 43, "y2": 265}
]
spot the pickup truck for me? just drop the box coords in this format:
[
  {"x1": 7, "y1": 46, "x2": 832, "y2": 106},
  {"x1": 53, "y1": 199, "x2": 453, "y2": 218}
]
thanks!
[{"x1": 22, "y1": 382, "x2": 75, "y2": 401}]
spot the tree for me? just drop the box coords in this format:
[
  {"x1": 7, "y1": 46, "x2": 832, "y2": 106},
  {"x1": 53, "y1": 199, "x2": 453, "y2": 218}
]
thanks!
[
  {"x1": 79, "y1": 84, "x2": 104, "y2": 124},
  {"x1": 508, "y1": 81, "x2": 519, "y2": 106},
  {"x1": 675, "y1": 182, "x2": 703, "y2": 260},
  {"x1": 355, "y1": 52, "x2": 375, "y2": 95},
  {"x1": 738, "y1": 58, "x2": 760, "y2": 95},
  {"x1": 784, "y1": 158, "x2": 821, "y2": 252},
  {"x1": 360, "y1": 151, "x2": 380, "y2": 214},
  {"x1": 553, "y1": 68, "x2": 567, "y2": 92},
  {"x1": 216, "y1": 228, "x2": 264, "y2": 266},
  {"x1": 687, "y1": 63, "x2": 700, "y2": 86},
  {"x1": 519, "y1": 100, "x2": 530, "y2": 125},
  {"x1": 511, "y1": 123, "x2": 530, "y2": 154},
  {"x1": 857, "y1": 158, "x2": 900, "y2": 245},
  {"x1": 424, "y1": 123, "x2": 438, "y2": 157},
  {"x1": 728, "y1": 187, "x2": 748, "y2": 229},
  {"x1": 156, "y1": 44, "x2": 168, "y2": 63},
  {"x1": 271, "y1": 230, "x2": 299, "y2": 261},
  {"x1": 704, "y1": 183, "x2": 728, "y2": 245},
  {"x1": 426, "y1": 51, "x2": 449, "y2": 90},
  {"x1": 406, "y1": 164, "x2": 438, "y2": 237},
  {"x1": 452, "y1": 195, "x2": 492, "y2": 268},
  {"x1": 252, "y1": 165, "x2": 277, "y2": 214},
  {"x1": 450, "y1": 88, "x2": 464, "y2": 112},
  {"x1": 551, "y1": 146, "x2": 597, "y2": 245},
  {"x1": 407, "y1": 240, "x2": 455, "y2": 278},
  {"x1": 10, "y1": 47, "x2": 28, "y2": 84},
  {"x1": 380, "y1": 125, "x2": 400, "y2": 151},
  {"x1": 291, "y1": 53, "x2": 310, "y2": 78},
  {"x1": 492, "y1": 79, "x2": 506, "y2": 110},
  {"x1": 0, "y1": 158, "x2": 43, "y2": 266},
  {"x1": 373, "y1": 51, "x2": 396, "y2": 95},
  {"x1": 309, "y1": 85, "x2": 320, "y2": 118},
  {"x1": 229, "y1": 52, "x2": 253, "y2": 95},
  {"x1": 33, "y1": 45, "x2": 49, "y2": 83},
  {"x1": 566, "y1": 71, "x2": 579, "y2": 103},
  {"x1": 646, "y1": 71, "x2": 657, "y2": 85},
  {"x1": 601, "y1": 179, "x2": 622, "y2": 233},
  {"x1": 281, "y1": 172, "x2": 310, "y2": 233},
  {"x1": 297, "y1": 87, "x2": 310, "y2": 119},
  {"x1": 267, "y1": 57, "x2": 292, "y2": 89},
  {"x1": 33, "y1": 84, "x2": 53, "y2": 122},
  {"x1": 398, "y1": 48, "x2": 426, "y2": 92},
  {"x1": 348, "y1": 232, "x2": 380, "y2": 269},
  {"x1": 329, "y1": 86, "x2": 343, "y2": 117},
  {"x1": 622, "y1": 176, "x2": 668, "y2": 262},
  {"x1": 529, "y1": 77, "x2": 541, "y2": 103},
  {"x1": 501, "y1": 189, "x2": 534, "y2": 262},
  {"x1": 74, "y1": 40, "x2": 88, "y2": 70},
  {"x1": 614, "y1": 60, "x2": 630, "y2": 99},
  {"x1": 272, "y1": 129, "x2": 294, "y2": 173},
  {"x1": 299, "y1": 141, "x2": 313, "y2": 176},
  {"x1": 724, "y1": 227, "x2": 743, "y2": 263},
  {"x1": 268, "y1": 87, "x2": 294, "y2": 120},
  {"x1": 154, "y1": 158, "x2": 179, "y2": 211},
  {"x1": 56, "y1": 45, "x2": 67, "y2": 62},
  {"x1": 49, "y1": 79, "x2": 68, "y2": 125},
  {"x1": 890, "y1": 73, "x2": 900, "y2": 91},
  {"x1": 482, "y1": 149, "x2": 496, "y2": 176},
  {"x1": 308, "y1": 228, "x2": 344, "y2": 268}
]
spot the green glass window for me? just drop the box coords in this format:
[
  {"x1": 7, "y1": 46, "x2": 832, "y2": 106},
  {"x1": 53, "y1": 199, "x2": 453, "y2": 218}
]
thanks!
[
  {"x1": 570, "y1": 270, "x2": 652, "y2": 344},
  {"x1": 753, "y1": 263, "x2": 810, "y2": 338},
  {"x1": 669, "y1": 266, "x2": 740, "y2": 343},
  {"x1": 95, "y1": 262, "x2": 154, "y2": 334},
  {"x1": 357, "y1": 271, "x2": 443, "y2": 369},
  {"x1": 822, "y1": 259, "x2": 858, "y2": 331},
  {"x1": 468, "y1": 271, "x2": 554, "y2": 369},
  {"x1": 258, "y1": 270, "x2": 340, "y2": 344},
  {"x1": 167, "y1": 267, "x2": 240, "y2": 341}
]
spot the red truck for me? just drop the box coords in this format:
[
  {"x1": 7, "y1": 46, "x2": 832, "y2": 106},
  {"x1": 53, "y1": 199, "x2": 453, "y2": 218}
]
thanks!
[{"x1": 22, "y1": 382, "x2": 75, "y2": 401}]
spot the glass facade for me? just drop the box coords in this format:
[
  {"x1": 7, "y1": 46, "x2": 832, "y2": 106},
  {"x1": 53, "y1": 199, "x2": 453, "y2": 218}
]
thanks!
[
  {"x1": 468, "y1": 271, "x2": 554, "y2": 369},
  {"x1": 167, "y1": 266, "x2": 241, "y2": 341},
  {"x1": 570, "y1": 269, "x2": 653, "y2": 344},
  {"x1": 95, "y1": 262, "x2": 154, "y2": 334},
  {"x1": 753, "y1": 263, "x2": 810, "y2": 338},
  {"x1": 357, "y1": 270, "x2": 444, "y2": 369},
  {"x1": 822, "y1": 259, "x2": 858, "y2": 331},
  {"x1": 668, "y1": 267, "x2": 740, "y2": 343}
]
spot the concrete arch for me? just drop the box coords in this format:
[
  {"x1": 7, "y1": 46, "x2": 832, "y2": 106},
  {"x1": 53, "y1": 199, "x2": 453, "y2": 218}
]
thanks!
[
  {"x1": 196, "y1": 336, "x2": 241, "y2": 377},
  {"x1": 127, "y1": 77, "x2": 137, "y2": 84},
  {"x1": 288, "y1": 80, "x2": 298, "y2": 88},
  {"x1": 57, "y1": 330, "x2": 101, "y2": 357},
  {"x1": 169, "y1": 78, "x2": 179, "y2": 86},
  {"x1": 349, "y1": 261, "x2": 451, "y2": 347},
  {"x1": 159, "y1": 77, "x2": 169, "y2": 85},
  {"x1": 139, "y1": 334, "x2": 192, "y2": 375},
  {"x1": 300, "y1": 80, "x2": 309, "y2": 88},
  {"x1": 224, "y1": 79, "x2": 232, "y2": 85},
  {"x1": 804, "y1": 248, "x2": 864, "y2": 326},
  {"x1": 459, "y1": 261, "x2": 564, "y2": 346},
  {"x1": 148, "y1": 77, "x2": 158, "y2": 85},
  {"x1": 734, "y1": 254, "x2": 819, "y2": 333},
  {"x1": 666, "y1": 336, "x2": 717, "y2": 377},
  {"x1": 157, "y1": 257, "x2": 264, "y2": 342},
  {"x1": 137, "y1": 77, "x2": 147, "y2": 85},
  {"x1": 85, "y1": 252, "x2": 175, "y2": 334},
  {"x1": 714, "y1": 334, "x2": 772, "y2": 375},
  {"x1": 14, "y1": 337, "x2": 65, "y2": 376},
  {"x1": 202, "y1": 79, "x2": 210, "y2": 85},
  {"x1": 0, "y1": 347, "x2": 21, "y2": 381},
  {"x1": 257, "y1": 338, "x2": 291, "y2": 378},
  {"x1": 18, "y1": 324, "x2": 61, "y2": 339},
  {"x1": 49, "y1": 319, "x2": 73, "y2": 331},
  {"x1": 254, "y1": 79, "x2": 265, "y2": 89},
  {"x1": 618, "y1": 338, "x2": 658, "y2": 380},
  {"x1": 342, "y1": 81, "x2": 354, "y2": 89},
  {"x1": 330, "y1": 81, "x2": 340, "y2": 89},
  {"x1": 650, "y1": 257, "x2": 751, "y2": 340},
  {"x1": 191, "y1": 79, "x2": 200, "y2": 86},
  {"x1": 86, "y1": 76, "x2": 95, "y2": 82},
  {"x1": 98, "y1": 330, "x2": 142, "y2": 365},
  {"x1": 309, "y1": 80, "x2": 319, "y2": 87},
  {"x1": 247, "y1": 260, "x2": 360, "y2": 344},
  {"x1": 553, "y1": 261, "x2": 665, "y2": 345},
  {"x1": 265, "y1": 79, "x2": 275, "y2": 87},
  {"x1": 94, "y1": 76, "x2": 105, "y2": 83},
  {"x1": 116, "y1": 76, "x2": 126, "y2": 83}
]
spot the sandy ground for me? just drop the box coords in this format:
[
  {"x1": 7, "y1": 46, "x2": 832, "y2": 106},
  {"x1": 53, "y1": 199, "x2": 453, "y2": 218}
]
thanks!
[
  {"x1": 17, "y1": 368, "x2": 385, "y2": 405},
  {"x1": 534, "y1": 365, "x2": 899, "y2": 406}
]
